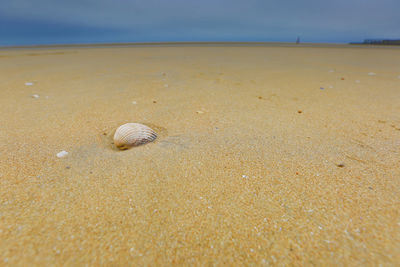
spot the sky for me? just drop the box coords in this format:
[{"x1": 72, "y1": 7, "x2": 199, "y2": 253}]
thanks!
[{"x1": 0, "y1": 0, "x2": 399, "y2": 46}]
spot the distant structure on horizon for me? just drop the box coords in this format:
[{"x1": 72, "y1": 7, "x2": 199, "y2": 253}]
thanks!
[
  {"x1": 350, "y1": 39, "x2": 400, "y2": 45},
  {"x1": 296, "y1": 36, "x2": 301, "y2": 44}
]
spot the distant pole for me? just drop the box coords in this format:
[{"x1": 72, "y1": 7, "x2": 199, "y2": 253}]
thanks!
[{"x1": 296, "y1": 36, "x2": 300, "y2": 44}]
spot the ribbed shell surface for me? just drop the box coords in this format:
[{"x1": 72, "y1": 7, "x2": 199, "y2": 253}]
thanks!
[{"x1": 113, "y1": 123, "x2": 157, "y2": 149}]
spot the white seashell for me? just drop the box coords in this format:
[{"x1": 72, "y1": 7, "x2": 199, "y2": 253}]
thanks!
[
  {"x1": 31, "y1": 94, "x2": 40, "y2": 98},
  {"x1": 56, "y1": 150, "x2": 68, "y2": 158},
  {"x1": 25, "y1": 82, "x2": 33, "y2": 86},
  {"x1": 114, "y1": 123, "x2": 157, "y2": 149}
]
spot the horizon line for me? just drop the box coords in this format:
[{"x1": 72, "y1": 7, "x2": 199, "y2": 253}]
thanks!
[{"x1": 1, "y1": 41, "x2": 399, "y2": 50}]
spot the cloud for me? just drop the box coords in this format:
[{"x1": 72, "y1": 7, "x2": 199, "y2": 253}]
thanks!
[{"x1": 1, "y1": 0, "x2": 399, "y2": 44}]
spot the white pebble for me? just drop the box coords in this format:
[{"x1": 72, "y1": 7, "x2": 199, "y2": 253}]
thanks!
[
  {"x1": 242, "y1": 175, "x2": 248, "y2": 178},
  {"x1": 368, "y1": 72, "x2": 376, "y2": 76},
  {"x1": 132, "y1": 101, "x2": 137, "y2": 104},
  {"x1": 25, "y1": 82, "x2": 33, "y2": 86},
  {"x1": 56, "y1": 151, "x2": 68, "y2": 158},
  {"x1": 31, "y1": 94, "x2": 40, "y2": 99}
]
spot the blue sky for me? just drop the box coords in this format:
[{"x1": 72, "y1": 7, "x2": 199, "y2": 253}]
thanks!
[{"x1": 0, "y1": 0, "x2": 399, "y2": 46}]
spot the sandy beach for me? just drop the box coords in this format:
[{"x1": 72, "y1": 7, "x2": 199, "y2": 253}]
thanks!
[{"x1": 0, "y1": 43, "x2": 399, "y2": 265}]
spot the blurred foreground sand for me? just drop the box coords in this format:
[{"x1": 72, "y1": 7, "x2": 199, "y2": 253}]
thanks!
[{"x1": 0, "y1": 44, "x2": 399, "y2": 265}]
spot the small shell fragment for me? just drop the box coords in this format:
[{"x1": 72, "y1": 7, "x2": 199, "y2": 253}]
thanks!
[
  {"x1": 368, "y1": 72, "x2": 376, "y2": 76},
  {"x1": 114, "y1": 123, "x2": 157, "y2": 150},
  {"x1": 25, "y1": 82, "x2": 33, "y2": 86},
  {"x1": 56, "y1": 151, "x2": 68, "y2": 158},
  {"x1": 31, "y1": 94, "x2": 40, "y2": 99}
]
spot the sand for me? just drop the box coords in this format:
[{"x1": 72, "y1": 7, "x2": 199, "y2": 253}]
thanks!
[{"x1": 0, "y1": 43, "x2": 399, "y2": 266}]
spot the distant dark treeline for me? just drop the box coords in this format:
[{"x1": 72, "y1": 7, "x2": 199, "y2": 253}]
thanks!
[{"x1": 350, "y1": 39, "x2": 400, "y2": 45}]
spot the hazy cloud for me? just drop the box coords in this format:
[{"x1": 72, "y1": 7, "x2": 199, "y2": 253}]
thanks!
[{"x1": 1, "y1": 0, "x2": 399, "y2": 45}]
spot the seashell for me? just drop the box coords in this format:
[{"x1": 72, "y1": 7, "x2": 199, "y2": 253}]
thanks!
[
  {"x1": 56, "y1": 150, "x2": 68, "y2": 158},
  {"x1": 113, "y1": 123, "x2": 157, "y2": 150}
]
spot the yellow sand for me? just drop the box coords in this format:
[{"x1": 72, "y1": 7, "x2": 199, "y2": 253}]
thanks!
[{"x1": 0, "y1": 44, "x2": 399, "y2": 266}]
